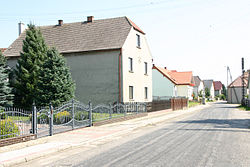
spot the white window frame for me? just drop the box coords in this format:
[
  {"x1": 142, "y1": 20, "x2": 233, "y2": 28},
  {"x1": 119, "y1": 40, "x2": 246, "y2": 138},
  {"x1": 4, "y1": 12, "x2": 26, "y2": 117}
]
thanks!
[
  {"x1": 129, "y1": 86, "x2": 134, "y2": 100},
  {"x1": 129, "y1": 57, "x2": 133, "y2": 72}
]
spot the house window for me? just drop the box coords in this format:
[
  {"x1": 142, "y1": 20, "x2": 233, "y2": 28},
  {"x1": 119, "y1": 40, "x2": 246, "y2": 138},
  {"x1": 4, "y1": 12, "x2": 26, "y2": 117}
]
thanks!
[
  {"x1": 136, "y1": 34, "x2": 140, "y2": 48},
  {"x1": 129, "y1": 57, "x2": 133, "y2": 72},
  {"x1": 144, "y1": 87, "x2": 148, "y2": 99},
  {"x1": 129, "y1": 86, "x2": 134, "y2": 99},
  {"x1": 144, "y1": 62, "x2": 147, "y2": 75}
]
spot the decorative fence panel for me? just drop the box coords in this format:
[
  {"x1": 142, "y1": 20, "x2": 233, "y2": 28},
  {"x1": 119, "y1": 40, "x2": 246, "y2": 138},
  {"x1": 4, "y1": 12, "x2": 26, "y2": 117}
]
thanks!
[
  {"x1": 0, "y1": 108, "x2": 32, "y2": 139},
  {"x1": 1, "y1": 100, "x2": 147, "y2": 142}
]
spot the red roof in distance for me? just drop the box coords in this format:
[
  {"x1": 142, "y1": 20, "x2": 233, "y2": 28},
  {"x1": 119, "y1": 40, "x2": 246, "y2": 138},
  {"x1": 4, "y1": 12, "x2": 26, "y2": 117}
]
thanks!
[
  {"x1": 153, "y1": 65, "x2": 194, "y2": 86},
  {"x1": 0, "y1": 48, "x2": 7, "y2": 53},
  {"x1": 213, "y1": 81, "x2": 223, "y2": 91}
]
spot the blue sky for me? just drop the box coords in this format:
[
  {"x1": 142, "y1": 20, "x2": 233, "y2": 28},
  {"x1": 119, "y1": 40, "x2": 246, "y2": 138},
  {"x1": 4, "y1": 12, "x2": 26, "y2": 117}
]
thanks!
[{"x1": 0, "y1": 0, "x2": 250, "y2": 85}]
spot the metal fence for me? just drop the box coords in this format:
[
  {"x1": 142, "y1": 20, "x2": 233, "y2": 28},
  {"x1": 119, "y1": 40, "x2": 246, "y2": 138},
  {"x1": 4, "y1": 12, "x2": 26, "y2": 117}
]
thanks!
[
  {"x1": 1, "y1": 100, "x2": 147, "y2": 139},
  {"x1": 0, "y1": 107, "x2": 32, "y2": 139}
]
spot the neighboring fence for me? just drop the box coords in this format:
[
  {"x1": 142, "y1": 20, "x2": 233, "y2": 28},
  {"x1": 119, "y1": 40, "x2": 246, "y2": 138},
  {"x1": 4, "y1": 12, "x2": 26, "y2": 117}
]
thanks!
[
  {"x1": 171, "y1": 98, "x2": 188, "y2": 111},
  {"x1": 149, "y1": 96, "x2": 188, "y2": 111},
  {"x1": 0, "y1": 100, "x2": 147, "y2": 143}
]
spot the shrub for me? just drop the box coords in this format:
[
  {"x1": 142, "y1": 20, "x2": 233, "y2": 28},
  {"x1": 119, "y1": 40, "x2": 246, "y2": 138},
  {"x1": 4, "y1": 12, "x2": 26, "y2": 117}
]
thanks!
[
  {"x1": 29, "y1": 112, "x2": 49, "y2": 124},
  {"x1": 0, "y1": 110, "x2": 6, "y2": 119},
  {"x1": 0, "y1": 119, "x2": 19, "y2": 139},
  {"x1": 219, "y1": 94, "x2": 226, "y2": 100},
  {"x1": 54, "y1": 111, "x2": 71, "y2": 124},
  {"x1": 75, "y1": 111, "x2": 88, "y2": 121}
]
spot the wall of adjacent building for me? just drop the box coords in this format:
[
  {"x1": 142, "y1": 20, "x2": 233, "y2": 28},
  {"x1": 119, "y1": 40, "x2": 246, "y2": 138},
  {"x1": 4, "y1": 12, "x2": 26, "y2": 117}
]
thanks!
[
  {"x1": 176, "y1": 85, "x2": 193, "y2": 100},
  {"x1": 152, "y1": 69, "x2": 176, "y2": 97},
  {"x1": 64, "y1": 50, "x2": 120, "y2": 105},
  {"x1": 227, "y1": 87, "x2": 247, "y2": 104},
  {"x1": 121, "y1": 28, "x2": 153, "y2": 103}
]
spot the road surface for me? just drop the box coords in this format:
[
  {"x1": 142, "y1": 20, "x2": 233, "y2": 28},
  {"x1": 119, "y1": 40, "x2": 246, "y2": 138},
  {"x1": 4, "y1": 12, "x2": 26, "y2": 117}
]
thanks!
[{"x1": 18, "y1": 102, "x2": 250, "y2": 167}]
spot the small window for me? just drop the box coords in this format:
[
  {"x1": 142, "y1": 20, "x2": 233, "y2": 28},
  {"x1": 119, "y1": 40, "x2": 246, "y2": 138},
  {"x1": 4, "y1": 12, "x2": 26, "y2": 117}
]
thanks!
[
  {"x1": 129, "y1": 86, "x2": 134, "y2": 99},
  {"x1": 144, "y1": 87, "x2": 148, "y2": 99},
  {"x1": 129, "y1": 57, "x2": 133, "y2": 72},
  {"x1": 144, "y1": 62, "x2": 147, "y2": 75},
  {"x1": 136, "y1": 34, "x2": 140, "y2": 47}
]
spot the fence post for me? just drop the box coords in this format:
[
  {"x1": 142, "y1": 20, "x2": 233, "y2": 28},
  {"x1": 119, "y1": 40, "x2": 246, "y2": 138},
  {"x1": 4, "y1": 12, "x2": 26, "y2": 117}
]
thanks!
[
  {"x1": 136, "y1": 102, "x2": 138, "y2": 114},
  {"x1": 72, "y1": 99, "x2": 75, "y2": 129},
  {"x1": 124, "y1": 103, "x2": 127, "y2": 116},
  {"x1": 32, "y1": 102, "x2": 37, "y2": 135},
  {"x1": 49, "y1": 103, "x2": 53, "y2": 136},
  {"x1": 89, "y1": 102, "x2": 92, "y2": 127},
  {"x1": 109, "y1": 103, "x2": 112, "y2": 119}
]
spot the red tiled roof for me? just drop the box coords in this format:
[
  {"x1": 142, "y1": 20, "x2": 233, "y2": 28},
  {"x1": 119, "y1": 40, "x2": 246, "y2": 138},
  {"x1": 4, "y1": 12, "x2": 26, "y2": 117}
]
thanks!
[
  {"x1": 213, "y1": 81, "x2": 223, "y2": 91},
  {"x1": 228, "y1": 72, "x2": 249, "y2": 88},
  {"x1": 127, "y1": 18, "x2": 145, "y2": 35},
  {"x1": 153, "y1": 66, "x2": 194, "y2": 86},
  {"x1": 0, "y1": 48, "x2": 6, "y2": 53}
]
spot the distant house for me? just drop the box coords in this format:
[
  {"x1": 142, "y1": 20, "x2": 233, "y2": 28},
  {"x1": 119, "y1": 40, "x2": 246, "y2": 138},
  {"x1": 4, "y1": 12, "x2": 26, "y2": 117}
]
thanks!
[
  {"x1": 227, "y1": 71, "x2": 249, "y2": 104},
  {"x1": 193, "y1": 76, "x2": 204, "y2": 99},
  {"x1": 152, "y1": 66, "x2": 177, "y2": 98},
  {"x1": 152, "y1": 66, "x2": 194, "y2": 100},
  {"x1": 213, "y1": 81, "x2": 223, "y2": 96},
  {"x1": 203, "y1": 80, "x2": 215, "y2": 100},
  {"x1": 4, "y1": 16, "x2": 153, "y2": 105},
  {"x1": 0, "y1": 48, "x2": 6, "y2": 53}
]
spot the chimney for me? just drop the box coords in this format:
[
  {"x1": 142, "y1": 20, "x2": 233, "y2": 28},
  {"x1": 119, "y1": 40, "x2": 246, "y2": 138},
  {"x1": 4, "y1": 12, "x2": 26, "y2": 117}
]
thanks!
[
  {"x1": 87, "y1": 16, "x2": 94, "y2": 23},
  {"x1": 18, "y1": 22, "x2": 25, "y2": 36},
  {"x1": 58, "y1": 20, "x2": 63, "y2": 26}
]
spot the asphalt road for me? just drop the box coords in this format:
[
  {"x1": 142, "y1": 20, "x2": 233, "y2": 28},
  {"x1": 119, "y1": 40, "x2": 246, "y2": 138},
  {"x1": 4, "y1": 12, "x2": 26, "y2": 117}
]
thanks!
[{"x1": 20, "y1": 102, "x2": 250, "y2": 167}]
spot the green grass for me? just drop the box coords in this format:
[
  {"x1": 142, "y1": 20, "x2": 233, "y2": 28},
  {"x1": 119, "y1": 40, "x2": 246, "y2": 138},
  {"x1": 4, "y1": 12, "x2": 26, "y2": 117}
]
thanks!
[
  {"x1": 92, "y1": 112, "x2": 126, "y2": 122},
  {"x1": 237, "y1": 105, "x2": 250, "y2": 111},
  {"x1": 188, "y1": 101, "x2": 200, "y2": 108}
]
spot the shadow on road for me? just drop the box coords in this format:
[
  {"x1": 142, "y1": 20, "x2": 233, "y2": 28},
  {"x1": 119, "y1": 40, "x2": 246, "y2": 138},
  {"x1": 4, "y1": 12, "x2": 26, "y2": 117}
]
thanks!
[{"x1": 178, "y1": 119, "x2": 250, "y2": 130}]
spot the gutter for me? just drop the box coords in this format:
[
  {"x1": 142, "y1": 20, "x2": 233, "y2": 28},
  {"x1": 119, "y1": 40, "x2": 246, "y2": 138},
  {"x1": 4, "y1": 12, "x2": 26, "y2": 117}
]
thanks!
[{"x1": 119, "y1": 48, "x2": 123, "y2": 103}]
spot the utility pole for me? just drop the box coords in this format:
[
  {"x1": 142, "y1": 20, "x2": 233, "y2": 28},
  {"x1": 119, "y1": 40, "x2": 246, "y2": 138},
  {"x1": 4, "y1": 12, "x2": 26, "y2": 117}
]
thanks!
[{"x1": 242, "y1": 57, "x2": 245, "y2": 106}]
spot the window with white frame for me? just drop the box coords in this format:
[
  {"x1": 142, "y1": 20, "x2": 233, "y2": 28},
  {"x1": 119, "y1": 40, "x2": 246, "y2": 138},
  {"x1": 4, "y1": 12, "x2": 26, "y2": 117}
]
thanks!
[
  {"x1": 136, "y1": 34, "x2": 140, "y2": 48},
  {"x1": 144, "y1": 62, "x2": 147, "y2": 75},
  {"x1": 129, "y1": 86, "x2": 134, "y2": 100},
  {"x1": 144, "y1": 87, "x2": 148, "y2": 99},
  {"x1": 129, "y1": 57, "x2": 133, "y2": 72}
]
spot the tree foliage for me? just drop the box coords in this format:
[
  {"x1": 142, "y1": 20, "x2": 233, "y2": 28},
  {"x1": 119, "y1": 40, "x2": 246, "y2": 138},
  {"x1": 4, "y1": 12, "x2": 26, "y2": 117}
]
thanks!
[
  {"x1": 37, "y1": 48, "x2": 75, "y2": 107},
  {"x1": 205, "y1": 87, "x2": 210, "y2": 98},
  {"x1": 0, "y1": 51, "x2": 13, "y2": 108},
  {"x1": 13, "y1": 24, "x2": 75, "y2": 109},
  {"x1": 14, "y1": 24, "x2": 48, "y2": 109}
]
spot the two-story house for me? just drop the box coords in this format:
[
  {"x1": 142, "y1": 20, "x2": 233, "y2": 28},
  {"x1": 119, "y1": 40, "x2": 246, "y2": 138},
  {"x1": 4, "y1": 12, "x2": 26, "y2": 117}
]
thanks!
[
  {"x1": 4, "y1": 16, "x2": 153, "y2": 105},
  {"x1": 203, "y1": 80, "x2": 215, "y2": 100},
  {"x1": 193, "y1": 76, "x2": 204, "y2": 99},
  {"x1": 213, "y1": 81, "x2": 223, "y2": 97}
]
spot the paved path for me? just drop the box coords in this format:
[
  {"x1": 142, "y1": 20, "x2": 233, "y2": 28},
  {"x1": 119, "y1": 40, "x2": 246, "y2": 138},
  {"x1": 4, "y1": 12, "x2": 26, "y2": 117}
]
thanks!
[
  {"x1": 22, "y1": 102, "x2": 250, "y2": 167},
  {"x1": 0, "y1": 104, "x2": 208, "y2": 167}
]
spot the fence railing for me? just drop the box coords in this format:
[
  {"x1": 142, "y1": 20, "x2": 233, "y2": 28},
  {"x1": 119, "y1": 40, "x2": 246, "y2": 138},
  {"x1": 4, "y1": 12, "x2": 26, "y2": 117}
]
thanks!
[
  {"x1": 0, "y1": 100, "x2": 147, "y2": 139},
  {"x1": 0, "y1": 108, "x2": 32, "y2": 139}
]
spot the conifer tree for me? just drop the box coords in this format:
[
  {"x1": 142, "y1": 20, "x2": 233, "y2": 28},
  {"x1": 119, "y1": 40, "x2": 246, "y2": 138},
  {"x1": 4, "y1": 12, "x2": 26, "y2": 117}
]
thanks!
[
  {"x1": 0, "y1": 51, "x2": 13, "y2": 108},
  {"x1": 37, "y1": 48, "x2": 75, "y2": 107},
  {"x1": 14, "y1": 24, "x2": 48, "y2": 109}
]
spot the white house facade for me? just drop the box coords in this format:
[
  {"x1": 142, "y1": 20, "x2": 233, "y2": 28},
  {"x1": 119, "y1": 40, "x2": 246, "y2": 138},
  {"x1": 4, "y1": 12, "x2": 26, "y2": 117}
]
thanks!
[{"x1": 122, "y1": 24, "x2": 153, "y2": 103}]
